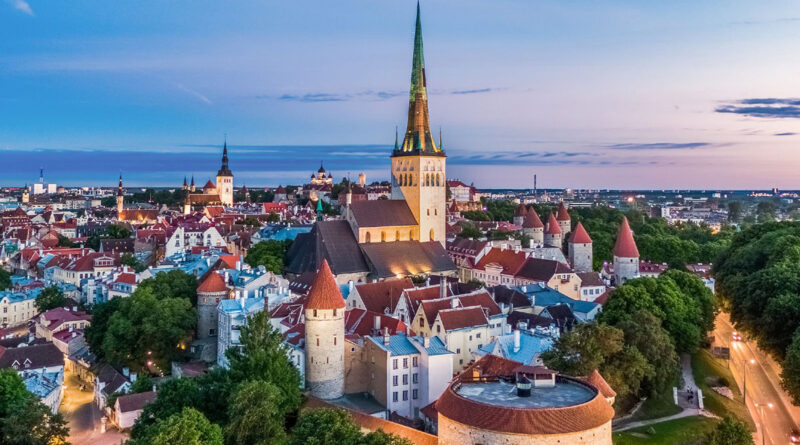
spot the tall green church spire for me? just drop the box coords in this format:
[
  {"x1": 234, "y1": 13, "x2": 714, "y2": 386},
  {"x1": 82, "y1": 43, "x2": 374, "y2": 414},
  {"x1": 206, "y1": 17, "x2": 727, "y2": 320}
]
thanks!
[{"x1": 394, "y1": 1, "x2": 444, "y2": 157}]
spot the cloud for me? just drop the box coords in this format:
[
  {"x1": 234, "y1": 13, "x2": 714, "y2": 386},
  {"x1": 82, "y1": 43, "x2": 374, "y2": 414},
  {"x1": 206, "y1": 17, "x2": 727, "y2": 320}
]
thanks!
[
  {"x1": 270, "y1": 90, "x2": 404, "y2": 103},
  {"x1": 731, "y1": 17, "x2": 800, "y2": 26},
  {"x1": 7, "y1": 0, "x2": 33, "y2": 15},
  {"x1": 174, "y1": 83, "x2": 212, "y2": 105},
  {"x1": 716, "y1": 98, "x2": 800, "y2": 118},
  {"x1": 606, "y1": 142, "x2": 711, "y2": 150},
  {"x1": 775, "y1": 132, "x2": 796, "y2": 136},
  {"x1": 450, "y1": 88, "x2": 492, "y2": 95}
]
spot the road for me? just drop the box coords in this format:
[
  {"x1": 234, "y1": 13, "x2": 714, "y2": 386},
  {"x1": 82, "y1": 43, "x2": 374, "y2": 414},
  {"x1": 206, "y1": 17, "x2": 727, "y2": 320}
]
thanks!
[
  {"x1": 715, "y1": 312, "x2": 800, "y2": 445},
  {"x1": 59, "y1": 367, "x2": 127, "y2": 445}
]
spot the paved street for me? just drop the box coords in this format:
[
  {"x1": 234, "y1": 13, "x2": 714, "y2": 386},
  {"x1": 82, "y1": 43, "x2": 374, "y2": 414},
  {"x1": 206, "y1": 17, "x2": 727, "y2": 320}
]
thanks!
[
  {"x1": 59, "y1": 368, "x2": 127, "y2": 445},
  {"x1": 715, "y1": 312, "x2": 800, "y2": 445}
]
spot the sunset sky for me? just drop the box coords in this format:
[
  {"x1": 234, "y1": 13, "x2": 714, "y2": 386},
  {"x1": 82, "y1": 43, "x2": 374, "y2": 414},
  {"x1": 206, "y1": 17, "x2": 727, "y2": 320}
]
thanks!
[{"x1": 2, "y1": 0, "x2": 800, "y2": 189}]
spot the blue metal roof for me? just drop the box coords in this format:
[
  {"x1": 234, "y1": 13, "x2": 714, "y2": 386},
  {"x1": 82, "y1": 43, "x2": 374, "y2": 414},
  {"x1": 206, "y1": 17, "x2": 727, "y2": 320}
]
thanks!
[
  {"x1": 513, "y1": 284, "x2": 599, "y2": 315},
  {"x1": 368, "y1": 333, "x2": 454, "y2": 357},
  {"x1": 477, "y1": 331, "x2": 554, "y2": 364},
  {"x1": 219, "y1": 297, "x2": 265, "y2": 314}
]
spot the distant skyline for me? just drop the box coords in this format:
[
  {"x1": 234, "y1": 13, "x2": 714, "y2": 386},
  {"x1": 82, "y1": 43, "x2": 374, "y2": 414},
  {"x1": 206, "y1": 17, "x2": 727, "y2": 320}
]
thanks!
[{"x1": 2, "y1": 1, "x2": 800, "y2": 188}]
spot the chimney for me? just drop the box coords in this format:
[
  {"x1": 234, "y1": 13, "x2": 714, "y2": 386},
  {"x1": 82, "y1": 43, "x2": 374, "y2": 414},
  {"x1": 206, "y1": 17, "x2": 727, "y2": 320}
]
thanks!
[
  {"x1": 450, "y1": 298, "x2": 459, "y2": 309},
  {"x1": 423, "y1": 336, "x2": 430, "y2": 348},
  {"x1": 374, "y1": 315, "x2": 381, "y2": 333},
  {"x1": 348, "y1": 280, "x2": 354, "y2": 292},
  {"x1": 439, "y1": 278, "x2": 447, "y2": 299},
  {"x1": 513, "y1": 329, "x2": 521, "y2": 353},
  {"x1": 425, "y1": 277, "x2": 430, "y2": 286},
  {"x1": 383, "y1": 327, "x2": 390, "y2": 345}
]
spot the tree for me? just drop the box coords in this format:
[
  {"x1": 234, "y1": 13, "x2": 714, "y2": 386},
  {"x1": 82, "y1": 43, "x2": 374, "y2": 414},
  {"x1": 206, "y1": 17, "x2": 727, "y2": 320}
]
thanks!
[
  {"x1": 240, "y1": 216, "x2": 262, "y2": 227},
  {"x1": 0, "y1": 268, "x2": 10, "y2": 291},
  {"x1": 34, "y1": 285, "x2": 65, "y2": 313},
  {"x1": 226, "y1": 380, "x2": 288, "y2": 445},
  {"x1": 133, "y1": 407, "x2": 223, "y2": 445},
  {"x1": 245, "y1": 240, "x2": 292, "y2": 275},
  {"x1": 106, "y1": 224, "x2": 132, "y2": 239},
  {"x1": 120, "y1": 253, "x2": 146, "y2": 273},
  {"x1": 616, "y1": 310, "x2": 680, "y2": 396},
  {"x1": 267, "y1": 212, "x2": 280, "y2": 223},
  {"x1": 136, "y1": 270, "x2": 198, "y2": 305},
  {"x1": 707, "y1": 416, "x2": 753, "y2": 445},
  {"x1": 101, "y1": 287, "x2": 195, "y2": 369},
  {"x1": 226, "y1": 311, "x2": 302, "y2": 418},
  {"x1": 57, "y1": 234, "x2": 74, "y2": 247},
  {"x1": 727, "y1": 201, "x2": 742, "y2": 222},
  {"x1": 0, "y1": 370, "x2": 70, "y2": 445},
  {"x1": 782, "y1": 329, "x2": 800, "y2": 404},
  {"x1": 290, "y1": 409, "x2": 361, "y2": 445},
  {"x1": 132, "y1": 378, "x2": 202, "y2": 438},
  {"x1": 362, "y1": 431, "x2": 414, "y2": 445},
  {"x1": 457, "y1": 222, "x2": 482, "y2": 239}
]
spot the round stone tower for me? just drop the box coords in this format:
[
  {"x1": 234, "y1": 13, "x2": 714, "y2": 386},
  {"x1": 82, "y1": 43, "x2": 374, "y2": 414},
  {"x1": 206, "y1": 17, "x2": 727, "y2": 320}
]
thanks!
[
  {"x1": 568, "y1": 221, "x2": 593, "y2": 273},
  {"x1": 513, "y1": 204, "x2": 527, "y2": 227},
  {"x1": 612, "y1": 216, "x2": 640, "y2": 285},
  {"x1": 196, "y1": 271, "x2": 229, "y2": 339},
  {"x1": 522, "y1": 207, "x2": 544, "y2": 245},
  {"x1": 556, "y1": 202, "x2": 571, "y2": 236},
  {"x1": 304, "y1": 259, "x2": 346, "y2": 400},
  {"x1": 543, "y1": 213, "x2": 562, "y2": 248}
]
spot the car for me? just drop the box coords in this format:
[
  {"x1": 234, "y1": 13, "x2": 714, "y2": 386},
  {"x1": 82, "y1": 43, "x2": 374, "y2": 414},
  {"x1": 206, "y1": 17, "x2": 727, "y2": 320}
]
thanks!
[
  {"x1": 790, "y1": 429, "x2": 800, "y2": 443},
  {"x1": 732, "y1": 332, "x2": 742, "y2": 342}
]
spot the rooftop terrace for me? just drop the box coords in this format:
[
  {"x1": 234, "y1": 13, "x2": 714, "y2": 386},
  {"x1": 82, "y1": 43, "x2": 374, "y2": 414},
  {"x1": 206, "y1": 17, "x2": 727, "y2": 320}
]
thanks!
[{"x1": 456, "y1": 378, "x2": 594, "y2": 409}]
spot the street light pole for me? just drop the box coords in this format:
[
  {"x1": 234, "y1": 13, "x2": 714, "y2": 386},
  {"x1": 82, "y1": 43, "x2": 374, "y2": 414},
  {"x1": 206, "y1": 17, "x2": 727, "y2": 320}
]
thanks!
[
  {"x1": 754, "y1": 402, "x2": 773, "y2": 445},
  {"x1": 743, "y1": 358, "x2": 755, "y2": 405}
]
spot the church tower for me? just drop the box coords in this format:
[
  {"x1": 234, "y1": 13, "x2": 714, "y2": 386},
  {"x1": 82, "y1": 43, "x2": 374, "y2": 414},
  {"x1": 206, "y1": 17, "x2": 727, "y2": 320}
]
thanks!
[
  {"x1": 21, "y1": 185, "x2": 29, "y2": 204},
  {"x1": 216, "y1": 140, "x2": 234, "y2": 207},
  {"x1": 390, "y1": 2, "x2": 446, "y2": 246},
  {"x1": 116, "y1": 174, "x2": 124, "y2": 218},
  {"x1": 304, "y1": 260, "x2": 345, "y2": 399}
]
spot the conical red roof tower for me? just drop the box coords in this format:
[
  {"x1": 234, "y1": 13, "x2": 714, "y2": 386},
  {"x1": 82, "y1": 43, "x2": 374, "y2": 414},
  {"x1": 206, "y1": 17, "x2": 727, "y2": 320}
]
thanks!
[
  {"x1": 613, "y1": 216, "x2": 639, "y2": 258},
  {"x1": 525, "y1": 207, "x2": 544, "y2": 228},
  {"x1": 569, "y1": 221, "x2": 592, "y2": 244},
  {"x1": 544, "y1": 213, "x2": 561, "y2": 235},
  {"x1": 306, "y1": 260, "x2": 346, "y2": 310},
  {"x1": 556, "y1": 202, "x2": 570, "y2": 221}
]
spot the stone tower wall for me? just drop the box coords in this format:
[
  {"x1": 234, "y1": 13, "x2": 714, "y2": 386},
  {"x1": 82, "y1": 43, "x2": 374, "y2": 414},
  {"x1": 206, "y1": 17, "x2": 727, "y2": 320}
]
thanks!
[
  {"x1": 305, "y1": 307, "x2": 345, "y2": 399},
  {"x1": 197, "y1": 291, "x2": 226, "y2": 339},
  {"x1": 569, "y1": 242, "x2": 593, "y2": 273},
  {"x1": 543, "y1": 233, "x2": 562, "y2": 249},
  {"x1": 216, "y1": 176, "x2": 234, "y2": 207},
  {"x1": 613, "y1": 255, "x2": 639, "y2": 285},
  {"x1": 437, "y1": 414, "x2": 612, "y2": 445},
  {"x1": 390, "y1": 154, "x2": 446, "y2": 247},
  {"x1": 558, "y1": 220, "x2": 571, "y2": 236}
]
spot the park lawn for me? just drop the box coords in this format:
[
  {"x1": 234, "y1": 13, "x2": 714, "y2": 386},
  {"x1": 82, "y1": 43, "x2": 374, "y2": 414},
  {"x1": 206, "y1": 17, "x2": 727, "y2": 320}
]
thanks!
[
  {"x1": 631, "y1": 391, "x2": 683, "y2": 421},
  {"x1": 613, "y1": 416, "x2": 720, "y2": 445},
  {"x1": 692, "y1": 349, "x2": 755, "y2": 430}
]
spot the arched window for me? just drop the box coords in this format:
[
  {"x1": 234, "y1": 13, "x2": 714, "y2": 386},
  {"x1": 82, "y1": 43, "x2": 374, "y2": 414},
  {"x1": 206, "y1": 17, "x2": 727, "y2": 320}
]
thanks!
[
  {"x1": 381, "y1": 231, "x2": 386, "y2": 242},
  {"x1": 409, "y1": 230, "x2": 414, "y2": 240},
  {"x1": 365, "y1": 232, "x2": 371, "y2": 243},
  {"x1": 429, "y1": 228, "x2": 435, "y2": 240},
  {"x1": 435, "y1": 174, "x2": 440, "y2": 186},
  {"x1": 396, "y1": 230, "x2": 401, "y2": 241}
]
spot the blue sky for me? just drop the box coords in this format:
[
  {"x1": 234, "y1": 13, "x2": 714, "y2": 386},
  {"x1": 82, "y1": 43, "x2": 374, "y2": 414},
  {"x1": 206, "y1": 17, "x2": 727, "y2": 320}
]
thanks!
[{"x1": 2, "y1": 0, "x2": 800, "y2": 189}]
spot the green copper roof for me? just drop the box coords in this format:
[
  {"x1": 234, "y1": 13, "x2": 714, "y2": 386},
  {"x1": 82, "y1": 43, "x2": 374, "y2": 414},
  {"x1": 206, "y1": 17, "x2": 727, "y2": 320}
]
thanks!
[
  {"x1": 409, "y1": 1, "x2": 426, "y2": 102},
  {"x1": 394, "y1": 2, "x2": 445, "y2": 158}
]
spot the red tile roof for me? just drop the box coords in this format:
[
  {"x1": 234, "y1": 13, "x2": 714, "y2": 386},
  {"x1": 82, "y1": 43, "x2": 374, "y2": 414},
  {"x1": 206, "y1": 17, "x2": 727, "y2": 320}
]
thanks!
[
  {"x1": 474, "y1": 248, "x2": 527, "y2": 275},
  {"x1": 436, "y1": 356, "x2": 614, "y2": 435},
  {"x1": 522, "y1": 208, "x2": 544, "y2": 229},
  {"x1": 584, "y1": 369, "x2": 616, "y2": 398},
  {"x1": 544, "y1": 213, "x2": 561, "y2": 235},
  {"x1": 353, "y1": 278, "x2": 415, "y2": 314},
  {"x1": 203, "y1": 180, "x2": 216, "y2": 190},
  {"x1": 514, "y1": 204, "x2": 528, "y2": 217},
  {"x1": 613, "y1": 216, "x2": 639, "y2": 258},
  {"x1": 556, "y1": 202, "x2": 571, "y2": 221},
  {"x1": 306, "y1": 260, "x2": 345, "y2": 310},
  {"x1": 438, "y1": 306, "x2": 488, "y2": 331},
  {"x1": 569, "y1": 221, "x2": 592, "y2": 244},
  {"x1": 219, "y1": 255, "x2": 239, "y2": 270},
  {"x1": 117, "y1": 391, "x2": 157, "y2": 413},
  {"x1": 197, "y1": 271, "x2": 228, "y2": 294}
]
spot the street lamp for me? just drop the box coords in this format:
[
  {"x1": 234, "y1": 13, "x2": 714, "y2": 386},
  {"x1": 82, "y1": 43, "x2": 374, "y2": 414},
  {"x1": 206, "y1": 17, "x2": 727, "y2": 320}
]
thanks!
[
  {"x1": 753, "y1": 402, "x2": 773, "y2": 445},
  {"x1": 743, "y1": 358, "x2": 755, "y2": 405}
]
